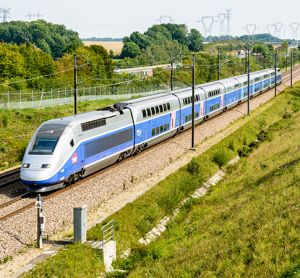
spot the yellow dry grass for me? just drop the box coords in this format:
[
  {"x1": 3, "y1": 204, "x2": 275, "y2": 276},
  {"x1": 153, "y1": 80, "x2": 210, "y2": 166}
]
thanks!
[{"x1": 83, "y1": 41, "x2": 123, "y2": 54}]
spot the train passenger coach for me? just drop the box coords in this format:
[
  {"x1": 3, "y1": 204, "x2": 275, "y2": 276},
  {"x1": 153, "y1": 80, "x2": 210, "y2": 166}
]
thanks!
[{"x1": 21, "y1": 68, "x2": 282, "y2": 192}]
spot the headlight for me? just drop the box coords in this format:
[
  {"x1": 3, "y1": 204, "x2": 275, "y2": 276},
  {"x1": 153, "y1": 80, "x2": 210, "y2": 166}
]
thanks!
[
  {"x1": 22, "y1": 163, "x2": 30, "y2": 168},
  {"x1": 41, "y1": 164, "x2": 51, "y2": 169}
]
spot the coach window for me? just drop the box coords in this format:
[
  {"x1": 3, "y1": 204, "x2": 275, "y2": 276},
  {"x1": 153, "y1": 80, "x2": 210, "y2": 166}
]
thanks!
[
  {"x1": 70, "y1": 139, "x2": 74, "y2": 147},
  {"x1": 167, "y1": 103, "x2": 170, "y2": 110},
  {"x1": 151, "y1": 107, "x2": 155, "y2": 115},
  {"x1": 159, "y1": 105, "x2": 163, "y2": 112},
  {"x1": 147, "y1": 108, "x2": 151, "y2": 117},
  {"x1": 152, "y1": 128, "x2": 155, "y2": 136},
  {"x1": 155, "y1": 106, "x2": 159, "y2": 114},
  {"x1": 142, "y1": 109, "x2": 146, "y2": 118},
  {"x1": 163, "y1": 104, "x2": 167, "y2": 111}
]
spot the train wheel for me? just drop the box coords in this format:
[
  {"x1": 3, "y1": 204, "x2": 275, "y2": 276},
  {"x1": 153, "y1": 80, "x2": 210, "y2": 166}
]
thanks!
[{"x1": 118, "y1": 153, "x2": 125, "y2": 162}]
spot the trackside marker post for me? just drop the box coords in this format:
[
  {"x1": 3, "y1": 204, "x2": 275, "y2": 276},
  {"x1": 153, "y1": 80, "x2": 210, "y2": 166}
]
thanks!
[{"x1": 36, "y1": 194, "x2": 45, "y2": 248}]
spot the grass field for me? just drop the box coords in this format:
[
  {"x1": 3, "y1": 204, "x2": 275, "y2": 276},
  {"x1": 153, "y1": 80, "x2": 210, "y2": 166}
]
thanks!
[
  {"x1": 0, "y1": 99, "x2": 119, "y2": 170},
  {"x1": 121, "y1": 89, "x2": 300, "y2": 277},
  {"x1": 22, "y1": 84, "x2": 300, "y2": 277},
  {"x1": 83, "y1": 41, "x2": 123, "y2": 55}
]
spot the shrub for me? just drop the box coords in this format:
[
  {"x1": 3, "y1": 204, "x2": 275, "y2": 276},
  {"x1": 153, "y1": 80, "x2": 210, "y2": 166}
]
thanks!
[
  {"x1": 187, "y1": 158, "x2": 200, "y2": 175},
  {"x1": 0, "y1": 144, "x2": 5, "y2": 153},
  {"x1": 238, "y1": 146, "x2": 252, "y2": 157},
  {"x1": 249, "y1": 141, "x2": 261, "y2": 149},
  {"x1": 1, "y1": 112, "x2": 9, "y2": 127},
  {"x1": 157, "y1": 187, "x2": 182, "y2": 214},
  {"x1": 227, "y1": 140, "x2": 235, "y2": 151},
  {"x1": 282, "y1": 111, "x2": 292, "y2": 119},
  {"x1": 257, "y1": 130, "x2": 269, "y2": 142},
  {"x1": 257, "y1": 116, "x2": 266, "y2": 129},
  {"x1": 212, "y1": 149, "x2": 230, "y2": 167},
  {"x1": 0, "y1": 256, "x2": 12, "y2": 265}
]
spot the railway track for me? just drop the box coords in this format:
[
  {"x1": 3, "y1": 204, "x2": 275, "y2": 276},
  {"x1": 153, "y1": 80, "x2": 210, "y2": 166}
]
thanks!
[
  {"x1": 0, "y1": 167, "x2": 21, "y2": 189},
  {"x1": 0, "y1": 66, "x2": 299, "y2": 223}
]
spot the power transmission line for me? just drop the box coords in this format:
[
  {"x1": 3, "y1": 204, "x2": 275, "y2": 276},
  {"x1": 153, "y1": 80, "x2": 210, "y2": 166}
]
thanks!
[
  {"x1": 0, "y1": 8, "x2": 11, "y2": 22},
  {"x1": 26, "y1": 11, "x2": 43, "y2": 21}
]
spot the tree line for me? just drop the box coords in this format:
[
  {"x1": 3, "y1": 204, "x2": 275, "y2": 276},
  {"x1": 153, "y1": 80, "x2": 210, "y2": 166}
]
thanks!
[
  {"x1": 0, "y1": 20, "x2": 299, "y2": 94},
  {"x1": 0, "y1": 20, "x2": 82, "y2": 59},
  {"x1": 118, "y1": 24, "x2": 203, "y2": 65},
  {"x1": 0, "y1": 42, "x2": 114, "y2": 92}
]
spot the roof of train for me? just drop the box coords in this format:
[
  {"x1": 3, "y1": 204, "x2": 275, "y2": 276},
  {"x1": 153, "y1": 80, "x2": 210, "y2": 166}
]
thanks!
[
  {"x1": 42, "y1": 68, "x2": 277, "y2": 127},
  {"x1": 43, "y1": 109, "x2": 118, "y2": 127}
]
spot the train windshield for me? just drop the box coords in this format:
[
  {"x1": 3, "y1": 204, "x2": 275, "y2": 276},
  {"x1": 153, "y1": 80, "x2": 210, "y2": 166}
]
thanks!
[{"x1": 30, "y1": 124, "x2": 66, "y2": 155}]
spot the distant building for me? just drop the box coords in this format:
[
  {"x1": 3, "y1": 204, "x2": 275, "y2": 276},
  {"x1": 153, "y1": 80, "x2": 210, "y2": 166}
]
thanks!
[{"x1": 114, "y1": 64, "x2": 172, "y2": 77}]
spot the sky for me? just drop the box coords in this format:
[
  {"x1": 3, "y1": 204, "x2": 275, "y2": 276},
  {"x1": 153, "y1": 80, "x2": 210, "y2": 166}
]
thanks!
[{"x1": 1, "y1": 0, "x2": 300, "y2": 39}]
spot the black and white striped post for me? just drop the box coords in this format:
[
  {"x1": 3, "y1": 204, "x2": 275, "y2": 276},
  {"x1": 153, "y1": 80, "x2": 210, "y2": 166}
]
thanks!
[{"x1": 36, "y1": 194, "x2": 45, "y2": 248}]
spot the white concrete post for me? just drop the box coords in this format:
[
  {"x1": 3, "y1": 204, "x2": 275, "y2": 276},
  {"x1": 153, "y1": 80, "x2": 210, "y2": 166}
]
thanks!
[{"x1": 74, "y1": 205, "x2": 87, "y2": 243}]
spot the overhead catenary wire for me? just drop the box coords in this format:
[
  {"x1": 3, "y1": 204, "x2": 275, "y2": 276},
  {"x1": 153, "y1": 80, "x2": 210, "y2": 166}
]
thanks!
[{"x1": 0, "y1": 62, "x2": 89, "y2": 87}]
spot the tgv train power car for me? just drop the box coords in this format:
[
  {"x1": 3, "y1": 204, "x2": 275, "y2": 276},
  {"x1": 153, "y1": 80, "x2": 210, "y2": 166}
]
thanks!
[{"x1": 21, "y1": 68, "x2": 282, "y2": 192}]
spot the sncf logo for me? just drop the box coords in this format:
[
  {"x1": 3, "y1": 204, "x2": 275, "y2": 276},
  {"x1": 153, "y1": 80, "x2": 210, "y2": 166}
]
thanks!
[{"x1": 72, "y1": 153, "x2": 78, "y2": 164}]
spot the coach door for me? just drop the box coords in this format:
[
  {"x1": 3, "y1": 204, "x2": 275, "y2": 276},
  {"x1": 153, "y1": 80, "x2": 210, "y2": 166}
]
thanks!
[{"x1": 171, "y1": 111, "x2": 176, "y2": 129}]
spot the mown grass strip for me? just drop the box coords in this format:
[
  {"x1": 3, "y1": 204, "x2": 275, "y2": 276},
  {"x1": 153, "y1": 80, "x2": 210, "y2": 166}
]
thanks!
[{"x1": 22, "y1": 244, "x2": 105, "y2": 278}]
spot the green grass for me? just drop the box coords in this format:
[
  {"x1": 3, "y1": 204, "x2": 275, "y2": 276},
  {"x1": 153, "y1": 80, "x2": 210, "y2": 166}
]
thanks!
[
  {"x1": 112, "y1": 87, "x2": 300, "y2": 277},
  {"x1": 22, "y1": 85, "x2": 300, "y2": 277},
  {"x1": 22, "y1": 244, "x2": 105, "y2": 278},
  {"x1": 0, "y1": 99, "x2": 119, "y2": 170}
]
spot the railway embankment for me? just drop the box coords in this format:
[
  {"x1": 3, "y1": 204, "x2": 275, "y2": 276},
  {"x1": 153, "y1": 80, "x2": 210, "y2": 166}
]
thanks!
[{"x1": 20, "y1": 84, "x2": 300, "y2": 277}]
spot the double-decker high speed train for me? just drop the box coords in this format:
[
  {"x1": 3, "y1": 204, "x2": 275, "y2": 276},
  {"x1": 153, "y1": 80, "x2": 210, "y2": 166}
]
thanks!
[{"x1": 21, "y1": 68, "x2": 282, "y2": 192}]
